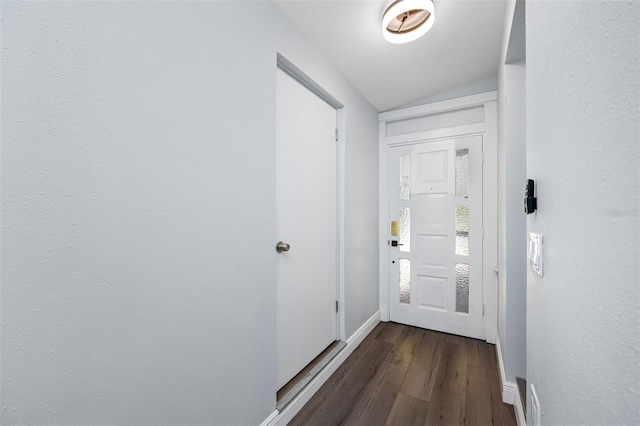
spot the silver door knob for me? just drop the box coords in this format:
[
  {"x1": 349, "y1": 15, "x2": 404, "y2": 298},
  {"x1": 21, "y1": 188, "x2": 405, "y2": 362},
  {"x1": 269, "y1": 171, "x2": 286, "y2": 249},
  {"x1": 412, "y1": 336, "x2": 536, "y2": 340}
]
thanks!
[{"x1": 276, "y1": 241, "x2": 291, "y2": 253}]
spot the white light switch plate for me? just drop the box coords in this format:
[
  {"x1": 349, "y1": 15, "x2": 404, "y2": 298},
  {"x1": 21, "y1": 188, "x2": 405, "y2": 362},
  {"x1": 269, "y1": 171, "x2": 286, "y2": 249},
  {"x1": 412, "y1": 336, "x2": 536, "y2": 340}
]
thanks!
[{"x1": 529, "y1": 233, "x2": 543, "y2": 276}]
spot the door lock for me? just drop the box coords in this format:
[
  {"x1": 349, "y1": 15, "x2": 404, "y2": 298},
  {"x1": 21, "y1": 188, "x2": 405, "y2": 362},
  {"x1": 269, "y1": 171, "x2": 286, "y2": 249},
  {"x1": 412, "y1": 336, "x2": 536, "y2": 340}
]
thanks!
[
  {"x1": 276, "y1": 241, "x2": 291, "y2": 253},
  {"x1": 390, "y1": 240, "x2": 404, "y2": 247}
]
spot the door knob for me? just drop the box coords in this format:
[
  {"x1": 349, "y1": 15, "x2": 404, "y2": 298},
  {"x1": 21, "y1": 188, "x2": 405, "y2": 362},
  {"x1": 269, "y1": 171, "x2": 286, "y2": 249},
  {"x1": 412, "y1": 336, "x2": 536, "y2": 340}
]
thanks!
[{"x1": 276, "y1": 241, "x2": 291, "y2": 253}]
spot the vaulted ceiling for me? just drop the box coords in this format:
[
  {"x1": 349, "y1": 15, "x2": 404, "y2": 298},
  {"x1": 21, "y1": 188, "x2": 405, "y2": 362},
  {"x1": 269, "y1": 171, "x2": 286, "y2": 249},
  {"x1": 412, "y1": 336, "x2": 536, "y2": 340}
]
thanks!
[{"x1": 274, "y1": 0, "x2": 508, "y2": 111}]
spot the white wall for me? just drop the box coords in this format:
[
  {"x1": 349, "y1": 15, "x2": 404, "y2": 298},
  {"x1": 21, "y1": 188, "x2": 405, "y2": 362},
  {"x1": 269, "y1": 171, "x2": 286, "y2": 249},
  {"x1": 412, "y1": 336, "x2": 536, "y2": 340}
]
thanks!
[
  {"x1": 0, "y1": 1, "x2": 379, "y2": 424},
  {"x1": 526, "y1": 1, "x2": 639, "y2": 424},
  {"x1": 271, "y1": 15, "x2": 380, "y2": 342},
  {"x1": 387, "y1": 75, "x2": 497, "y2": 111},
  {"x1": 497, "y1": 0, "x2": 527, "y2": 384},
  {"x1": 343, "y1": 107, "x2": 380, "y2": 338}
]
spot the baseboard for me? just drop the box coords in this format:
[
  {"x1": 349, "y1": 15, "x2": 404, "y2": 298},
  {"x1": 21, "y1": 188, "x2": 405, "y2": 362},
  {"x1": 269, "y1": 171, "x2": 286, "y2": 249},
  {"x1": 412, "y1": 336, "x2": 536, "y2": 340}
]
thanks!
[
  {"x1": 259, "y1": 410, "x2": 279, "y2": 426},
  {"x1": 276, "y1": 341, "x2": 346, "y2": 411},
  {"x1": 261, "y1": 311, "x2": 381, "y2": 426},
  {"x1": 495, "y1": 334, "x2": 517, "y2": 405},
  {"x1": 513, "y1": 383, "x2": 526, "y2": 426}
]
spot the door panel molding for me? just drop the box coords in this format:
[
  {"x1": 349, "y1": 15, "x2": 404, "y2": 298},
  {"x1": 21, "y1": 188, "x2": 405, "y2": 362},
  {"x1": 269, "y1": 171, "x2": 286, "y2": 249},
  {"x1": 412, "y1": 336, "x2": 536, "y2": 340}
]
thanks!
[{"x1": 378, "y1": 91, "x2": 498, "y2": 343}]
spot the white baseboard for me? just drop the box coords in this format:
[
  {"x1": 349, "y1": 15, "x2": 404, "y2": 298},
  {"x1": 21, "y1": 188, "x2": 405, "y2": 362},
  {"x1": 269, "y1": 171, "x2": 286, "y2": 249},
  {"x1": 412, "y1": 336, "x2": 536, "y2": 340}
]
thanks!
[
  {"x1": 261, "y1": 311, "x2": 381, "y2": 426},
  {"x1": 495, "y1": 334, "x2": 517, "y2": 405},
  {"x1": 513, "y1": 383, "x2": 526, "y2": 426},
  {"x1": 259, "y1": 410, "x2": 279, "y2": 426}
]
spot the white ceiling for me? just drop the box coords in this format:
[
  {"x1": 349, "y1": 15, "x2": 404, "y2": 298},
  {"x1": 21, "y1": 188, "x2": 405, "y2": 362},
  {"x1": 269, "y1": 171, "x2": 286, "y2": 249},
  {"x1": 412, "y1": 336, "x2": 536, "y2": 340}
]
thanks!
[{"x1": 274, "y1": 0, "x2": 508, "y2": 112}]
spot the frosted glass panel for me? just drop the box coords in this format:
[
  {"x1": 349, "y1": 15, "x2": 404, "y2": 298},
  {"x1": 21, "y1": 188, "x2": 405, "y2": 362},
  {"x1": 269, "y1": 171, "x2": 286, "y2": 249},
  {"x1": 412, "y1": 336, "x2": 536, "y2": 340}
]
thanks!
[
  {"x1": 399, "y1": 259, "x2": 411, "y2": 304},
  {"x1": 399, "y1": 206, "x2": 411, "y2": 252},
  {"x1": 455, "y1": 149, "x2": 469, "y2": 198},
  {"x1": 399, "y1": 155, "x2": 411, "y2": 201},
  {"x1": 455, "y1": 205, "x2": 470, "y2": 256},
  {"x1": 455, "y1": 263, "x2": 469, "y2": 314}
]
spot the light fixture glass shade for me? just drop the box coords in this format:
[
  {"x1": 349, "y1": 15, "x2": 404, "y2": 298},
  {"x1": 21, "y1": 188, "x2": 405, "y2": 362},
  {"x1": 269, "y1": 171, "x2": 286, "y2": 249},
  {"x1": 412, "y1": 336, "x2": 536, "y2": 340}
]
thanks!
[{"x1": 382, "y1": 0, "x2": 435, "y2": 44}]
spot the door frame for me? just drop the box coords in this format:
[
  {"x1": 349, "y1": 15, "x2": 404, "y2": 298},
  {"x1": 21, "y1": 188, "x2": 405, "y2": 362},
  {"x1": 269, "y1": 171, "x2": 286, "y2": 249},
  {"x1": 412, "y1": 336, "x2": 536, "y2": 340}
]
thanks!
[
  {"x1": 378, "y1": 91, "x2": 498, "y2": 343},
  {"x1": 276, "y1": 54, "x2": 346, "y2": 342}
]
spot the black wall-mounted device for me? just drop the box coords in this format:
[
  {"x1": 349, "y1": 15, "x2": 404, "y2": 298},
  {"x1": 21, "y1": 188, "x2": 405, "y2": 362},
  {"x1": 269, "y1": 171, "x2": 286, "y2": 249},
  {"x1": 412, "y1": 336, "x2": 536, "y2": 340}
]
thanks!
[{"x1": 524, "y1": 179, "x2": 537, "y2": 214}]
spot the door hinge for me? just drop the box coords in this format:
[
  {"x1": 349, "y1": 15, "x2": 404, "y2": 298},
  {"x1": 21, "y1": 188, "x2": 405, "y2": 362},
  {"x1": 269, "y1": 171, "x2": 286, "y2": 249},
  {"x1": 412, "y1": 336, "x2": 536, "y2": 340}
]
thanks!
[
  {"x1": 336, "y1": 300, "x2": 339, "y2": 313},
  {"x1": 335, "y1": 129, "x2": 339, "y2": 142}
]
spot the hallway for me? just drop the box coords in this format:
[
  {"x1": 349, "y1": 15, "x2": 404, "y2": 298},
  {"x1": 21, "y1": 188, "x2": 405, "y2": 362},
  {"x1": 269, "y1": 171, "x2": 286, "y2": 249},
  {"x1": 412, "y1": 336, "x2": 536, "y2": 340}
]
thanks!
[
  {"x1": 289, "y1": 322, "x2": 516, "y2": 425},
  {"x1": 2, "y1": 1, "x2": 638, "y2": 424}
]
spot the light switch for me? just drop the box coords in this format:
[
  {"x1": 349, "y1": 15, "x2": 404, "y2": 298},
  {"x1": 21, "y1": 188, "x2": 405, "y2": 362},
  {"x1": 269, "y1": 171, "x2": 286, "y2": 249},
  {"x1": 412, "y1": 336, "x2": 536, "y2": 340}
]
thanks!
[{"x1": 529, "y1": 233, "x2": 543, "y2": 276}]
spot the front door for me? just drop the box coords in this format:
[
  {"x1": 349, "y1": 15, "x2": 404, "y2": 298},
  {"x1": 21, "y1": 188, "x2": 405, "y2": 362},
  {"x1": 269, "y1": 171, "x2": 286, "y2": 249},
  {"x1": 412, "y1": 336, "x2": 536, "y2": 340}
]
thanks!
[
  {"x1": 388, "y1": 136, "x2": 484, "y2": 339},
  {"x1": 275, "y1": 68, "x2": 337, "y2": 390}
]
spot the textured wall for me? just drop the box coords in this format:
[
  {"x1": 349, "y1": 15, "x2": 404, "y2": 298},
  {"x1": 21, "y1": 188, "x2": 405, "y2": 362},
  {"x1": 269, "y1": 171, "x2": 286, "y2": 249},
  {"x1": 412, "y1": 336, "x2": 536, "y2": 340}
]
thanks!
[
  {"x1": 498, "y1": 61, "x2": 527, "y2": 383},
  {"x1": 0, "y1": 1, "x2": 379, "y2": 424},
  {"x1": 526, "y1": 1, "x2": 639, "y2": 423},
  {"x1": 344, "y1": 106, "x2": 380, "y2": 338},
  {"x1": 497, "y1": 0, "x2": 527, "y2": 384}
]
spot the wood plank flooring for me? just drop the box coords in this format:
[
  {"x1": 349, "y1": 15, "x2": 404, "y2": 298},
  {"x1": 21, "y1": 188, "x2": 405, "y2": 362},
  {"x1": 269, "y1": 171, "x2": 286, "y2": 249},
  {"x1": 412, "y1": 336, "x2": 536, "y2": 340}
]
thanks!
[{"x1": 289, "y1": 322, "x2": 517, "y2": 426}]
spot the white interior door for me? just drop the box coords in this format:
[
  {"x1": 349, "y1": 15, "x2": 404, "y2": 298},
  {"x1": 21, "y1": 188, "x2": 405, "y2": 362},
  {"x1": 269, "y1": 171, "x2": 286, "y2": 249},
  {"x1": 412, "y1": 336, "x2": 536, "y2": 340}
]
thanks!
[
  {"x1": 276, "y1": 69, "x2": 337, "y2": 390},
  {"x1": 388, "y1": 136, "x2": 484, "y2": 339}
]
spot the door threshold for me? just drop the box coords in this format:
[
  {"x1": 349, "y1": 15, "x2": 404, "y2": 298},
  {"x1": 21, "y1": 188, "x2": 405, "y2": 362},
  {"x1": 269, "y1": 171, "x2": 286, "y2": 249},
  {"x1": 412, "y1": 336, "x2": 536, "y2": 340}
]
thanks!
[{"x1": 276, "y1": 340, "x2": 346, "y2": 411}]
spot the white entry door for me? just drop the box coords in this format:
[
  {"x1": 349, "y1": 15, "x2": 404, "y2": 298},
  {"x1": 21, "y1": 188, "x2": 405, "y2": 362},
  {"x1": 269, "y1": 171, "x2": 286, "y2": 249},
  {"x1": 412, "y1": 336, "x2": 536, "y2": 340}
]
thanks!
[
  {"x1": 388, "y1": 136, "x2": 484, "y2": 339},
  {"x1": 275, "y1": 69, "x2": 337, "y2": 390}
]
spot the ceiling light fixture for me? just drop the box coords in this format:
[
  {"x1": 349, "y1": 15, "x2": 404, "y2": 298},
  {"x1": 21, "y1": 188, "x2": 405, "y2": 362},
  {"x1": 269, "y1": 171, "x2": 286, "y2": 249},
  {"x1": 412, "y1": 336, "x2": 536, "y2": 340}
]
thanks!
[{"x1": 382, "y1": 0, "x2": 435, "y2": 44}]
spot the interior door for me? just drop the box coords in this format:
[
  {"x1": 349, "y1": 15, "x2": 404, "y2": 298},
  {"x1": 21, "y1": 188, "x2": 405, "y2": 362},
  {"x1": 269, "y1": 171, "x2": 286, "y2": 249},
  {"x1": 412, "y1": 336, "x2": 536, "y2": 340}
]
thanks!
[
  {"x1": 275, "y1": 69, "x2": 337, "y2": 390},
  {"x1": 388, "y1": 136, "x2": 484, "y2": 339}
]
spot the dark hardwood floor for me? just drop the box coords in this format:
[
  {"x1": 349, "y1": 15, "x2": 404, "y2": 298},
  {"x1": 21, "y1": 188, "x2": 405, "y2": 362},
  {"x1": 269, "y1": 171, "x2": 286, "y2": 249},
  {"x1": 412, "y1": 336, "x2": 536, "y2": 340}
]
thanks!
[{"x1": 289, "y1": 322, "x2": 517, "y2": 426}]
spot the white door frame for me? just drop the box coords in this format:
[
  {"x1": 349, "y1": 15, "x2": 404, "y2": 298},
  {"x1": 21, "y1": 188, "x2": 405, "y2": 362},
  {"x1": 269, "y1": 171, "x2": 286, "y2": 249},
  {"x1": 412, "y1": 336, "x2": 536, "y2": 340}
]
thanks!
[
  {"x1": 276, "y1": 54, "x2": 346, "y2": 342},
  {"x1": 378, "y1": 92, "x2": 498, "y2": 343}
]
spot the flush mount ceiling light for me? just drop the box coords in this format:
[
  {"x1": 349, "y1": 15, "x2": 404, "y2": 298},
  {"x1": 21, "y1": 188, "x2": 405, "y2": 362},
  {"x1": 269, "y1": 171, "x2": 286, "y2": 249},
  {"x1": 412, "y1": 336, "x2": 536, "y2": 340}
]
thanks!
[{"x1": 382, "y1": 0, "x2": 435, "y2": 44}]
